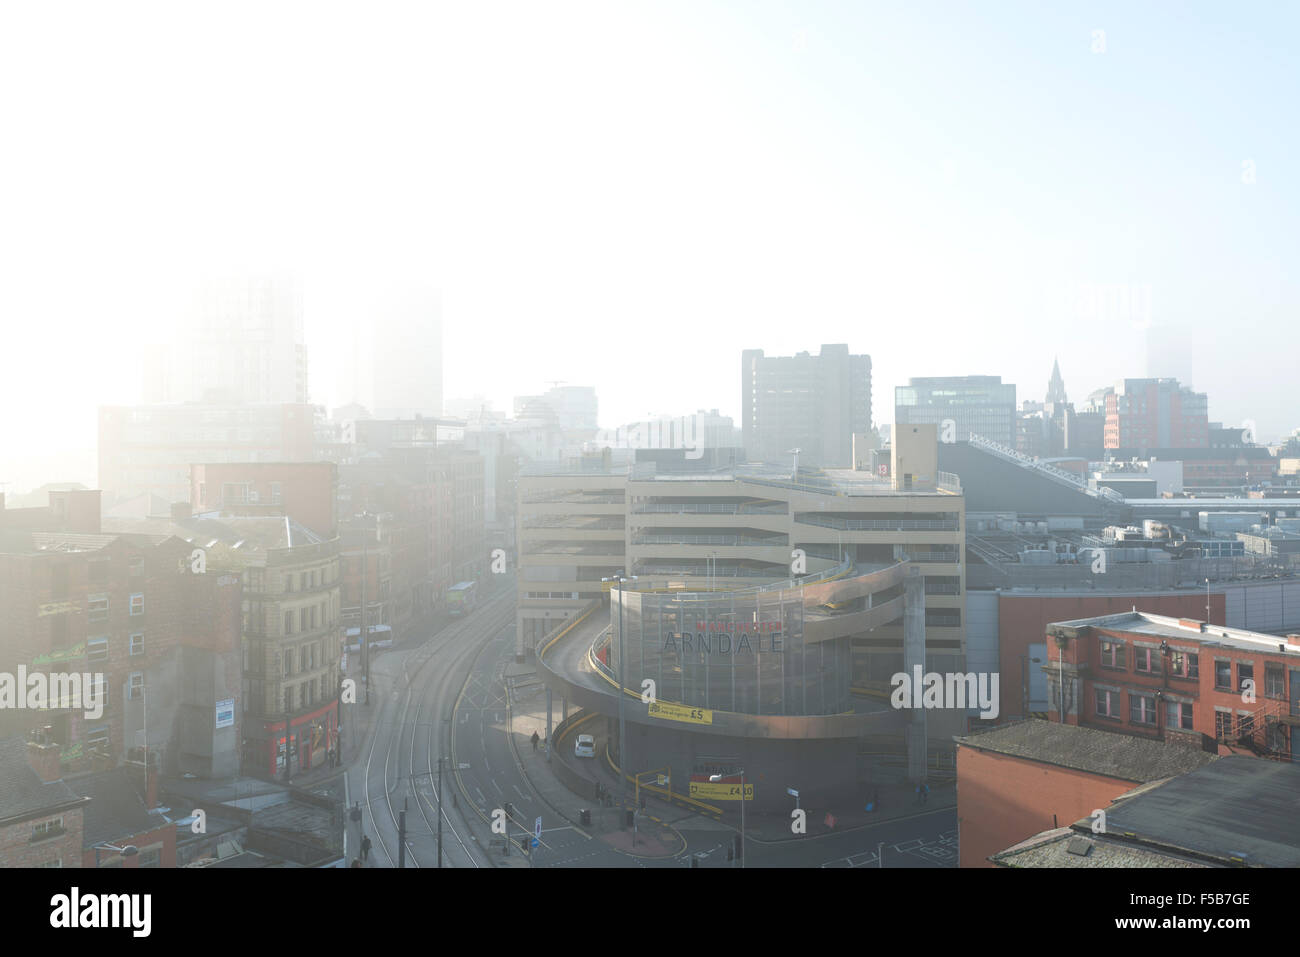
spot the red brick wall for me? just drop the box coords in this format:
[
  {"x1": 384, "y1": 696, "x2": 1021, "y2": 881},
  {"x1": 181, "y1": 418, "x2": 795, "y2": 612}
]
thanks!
[
  {"x1": 0, "y1": 808, "x2": 85, "y2": 868},
  {"x1": 191, "y1": 462, "x2": 337, "y2": 537},
  {"x1": 997, "y1": 592, "x2": 1225, "y2": 719},
  {"x1": 80, "y1": 821, "x2": 176, "y2": 868},
  {"x1": 957, "y1": 745, "x2": 1136, "y2": 867}
]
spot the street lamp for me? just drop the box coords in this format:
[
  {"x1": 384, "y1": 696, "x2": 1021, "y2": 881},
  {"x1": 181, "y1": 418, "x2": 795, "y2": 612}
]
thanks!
[
  {"x1": 355, "y1": 511, "x2": 381, "y2": 706},
  {"x1": 93, "y1": 843, "x2": 139, "y2": 867},
  {"x1": 601, "y1": 571, "x2": 637, "y2": 797},
  {"x1": 710, "y1": 769, "x2": 745, "y2": 868}
]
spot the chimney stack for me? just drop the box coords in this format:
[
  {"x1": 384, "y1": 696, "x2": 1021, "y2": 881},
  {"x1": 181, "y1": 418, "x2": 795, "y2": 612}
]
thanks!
[{"x1": 26, "y1": 728, "x2": 62, "y2": 782}]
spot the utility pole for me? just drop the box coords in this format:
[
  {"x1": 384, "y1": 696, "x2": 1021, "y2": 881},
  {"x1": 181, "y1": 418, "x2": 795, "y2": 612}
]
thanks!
[
  {"x1": 284, "y1": 707, "x2": 292, "y2": 784},
  {"x1": 437, "y1": 756, "x2": 443, "y2": 868},
  {"x1": 361, "y1": 519, "x2": 370, "y2": 705},
  {"x1": 398, "y1": 798, "x2": 407, "y2": 868}
]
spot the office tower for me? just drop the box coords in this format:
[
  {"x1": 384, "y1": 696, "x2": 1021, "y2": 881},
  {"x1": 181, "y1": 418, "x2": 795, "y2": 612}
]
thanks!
[
  {"x1": 741, "y1": 344, "x2": 872, "y2": 467},
  {"x1": 895, "y1": 376, "x2": 1017, "y2": 446},
  {"x1": 146, "y1": 275, "x2": 308, "y2": 405},
  {"x1": 1103, "y1": 378, "x2": 1209, "y2": 451}
]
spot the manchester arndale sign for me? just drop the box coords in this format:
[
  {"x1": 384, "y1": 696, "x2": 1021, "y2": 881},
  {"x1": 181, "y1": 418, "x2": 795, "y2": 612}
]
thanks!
[{"x1": 660, "y1": 619, "x2": 785, "y2": 656}]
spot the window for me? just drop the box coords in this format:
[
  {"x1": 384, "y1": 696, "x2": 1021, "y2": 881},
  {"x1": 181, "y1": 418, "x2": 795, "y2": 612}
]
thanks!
[
  {"x1": 300, "y1": 572, "x2": 308, "y2": 591},
  {"x1": 1099, "y1": 641, "x2": 1125, "y2": 669},
  {"x1": 1214, "y1": 661, "x2": 1232, "y2": 690},
  {"x1": 1267, "y1": 663, "x2": 1285, "y2": 699},
  {"x1": 286, "y1": 685, "x2": 296, "y2": 711},
  {"x1": 1166, "y1": 701, "x2": 1193, "y2": 730},
  {"x1": 1214, "y1": 710, "x2": 1232, "y2": 740},
  {"x1": 128, "y1": 672, "x2": 144, "y2": 700},
  {"x1": 36, "y1": 859, "x2": 62, "y2": 868},
  {"x1": 300, "y1": 608, "x2": 307, "y2": 632},
  {"x1": 129, "y1": 593, "x2": 144, "y2": 616},
  {"x1": 129, "y1": 633, "x2": 144, "y2": 656},
  {"x1": 1129, "y1": 693, "x2": 1157, "y2": 726},
  {"x1": 1170, "y1": 651, "x2": 1199, "y2": 679},
  {"x1": 310, "y1": 605, "x2": 318, "y2": 629},
  {"x1": 284, "y1": 611, "x2": 293, "y2": 636},
  {"x1": 1238, "y1": 662, "x2": 1254, "y2": 693},
  {"x1": 31, "y1": 817, "x2": 64, "y2": 841},
  {"x1": 88, "y1": 594, "x2": 109, "y2": 624},
  {"x1": 284, "y1": 650, "x2": 293, "y2": 676},
  {"x1": 1238, "y1": 712, "x2": 1255, "y2": 739},
  {"x1": 86, "y1": 637, "x2": 109, "y2": 663},
  {"x1": 270, "y1": 482, "x2": 282, "y2": 504},
  {"x1": 1133, "y1": 647, "x2": 1162, "y2": 675},
  {"x1": 1095, "y1": 688, "x2": 1120, "y2": 718},
  {"x1": 128, "y1": 557, "x2": 144, "y2": 577},
  {"x1": 85, "y1": 724, "x2": 110, "y2": 751}
]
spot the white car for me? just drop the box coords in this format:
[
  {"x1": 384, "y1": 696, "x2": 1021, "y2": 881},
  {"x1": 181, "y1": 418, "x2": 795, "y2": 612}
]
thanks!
[{"x1": 574, "y1": 734, "x2": 596, "y2": 758}]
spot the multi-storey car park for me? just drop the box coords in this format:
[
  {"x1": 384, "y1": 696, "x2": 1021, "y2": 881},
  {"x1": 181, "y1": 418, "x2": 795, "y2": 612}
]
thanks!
[{"x1": 516, "y1": 426, "x2": 970, "y2": 808}]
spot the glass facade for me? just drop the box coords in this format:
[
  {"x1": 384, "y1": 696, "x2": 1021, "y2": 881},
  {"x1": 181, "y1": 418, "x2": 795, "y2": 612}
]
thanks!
[{"x1": 609, "y1": 583, "x2": 852, "y2": 717}]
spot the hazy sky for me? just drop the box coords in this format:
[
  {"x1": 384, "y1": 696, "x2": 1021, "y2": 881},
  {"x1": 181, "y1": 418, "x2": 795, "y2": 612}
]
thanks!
[{"x1": 1, "y1": 1, "x2": 1296, "y2": 493}]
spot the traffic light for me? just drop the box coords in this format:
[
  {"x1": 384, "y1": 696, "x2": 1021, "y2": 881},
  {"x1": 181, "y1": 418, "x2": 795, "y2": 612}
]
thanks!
[
  {"x1": 726, "y1": 846, "x2": 734, "y2": 861},
  {"x1": 734, "y1": 835, "x2": 743, "y2": 860},
  {"x1": 690, "y1": 857, "x2": 699, "y2": 868}
]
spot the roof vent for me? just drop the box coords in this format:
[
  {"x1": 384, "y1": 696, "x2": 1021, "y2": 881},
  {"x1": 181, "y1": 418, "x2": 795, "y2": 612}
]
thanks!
[{"x1": 1066, "y1": 836, "x2": 1094, "y2": 857}]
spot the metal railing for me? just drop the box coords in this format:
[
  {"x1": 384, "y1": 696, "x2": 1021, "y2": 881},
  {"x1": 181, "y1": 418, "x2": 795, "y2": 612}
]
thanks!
[
  {"x1": 967, "y1": 432, "x2": 1126, "y2": 503},
  {"x1": 797, "y1": 515, "x2": 959, "y2": 531},
  {"x1": 629, "y1": 502, "x2": 788, "y2": 515},
  {"x1": 631, "y1": 533, "x2": 788, "y2": 546}
]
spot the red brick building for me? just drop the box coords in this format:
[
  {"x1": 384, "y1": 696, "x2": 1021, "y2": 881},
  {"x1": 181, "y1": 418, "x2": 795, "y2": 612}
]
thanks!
[
  {"x1": 191, "y1": 461, "x2": 338, "y2": 539},
  {"x1": 70, "y1": 759, "x2": 177, "y2": 868},
  {"x1": 1045, "y1": 610, "x2": 1300, "y2": 759},
  {"x1": 0, "y1": 501, "x2": 243, "y2": 776},
  {"x1": 956, "y1": 719, "x2": 1216, "y2": 867},
  {"x1": 1103, "y1": 378, "x2": 1208, "y2": 452},
  {"x1": 997, "y1": 591, "x2": 1226, "y2": 720},
  {"x1": 0, "y1": 736, "x2": 90, "y2": 868}
]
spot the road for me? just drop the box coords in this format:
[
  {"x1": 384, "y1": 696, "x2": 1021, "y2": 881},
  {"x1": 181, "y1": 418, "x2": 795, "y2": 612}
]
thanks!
[
  {"x1": 343, "y1": 584, "x2": 958, "y2": 868},
  {"x1": 345, "y1": 586, "x2": 516, "y2": 868}
]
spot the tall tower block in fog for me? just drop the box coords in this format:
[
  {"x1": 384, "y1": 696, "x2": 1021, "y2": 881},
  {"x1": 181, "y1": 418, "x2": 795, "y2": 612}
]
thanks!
[
  {"x1": 146, "y1": 274, "x2": 308, "y2": 405},
  {"x1": 364, "y1": 288, "x2": 443, "y2": 419},
  {"x1": 741, "y1": 344, "x2": 872, "y2": 467}
]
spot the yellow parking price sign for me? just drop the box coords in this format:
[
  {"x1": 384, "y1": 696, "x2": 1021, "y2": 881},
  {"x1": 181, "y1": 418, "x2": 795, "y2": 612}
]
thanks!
[
  {"x1": 690, "y1": 781, "x2": 754, "y2": 801},
  {"x1": 647, "y1": 700, "x2": 712, "y2": 725}
]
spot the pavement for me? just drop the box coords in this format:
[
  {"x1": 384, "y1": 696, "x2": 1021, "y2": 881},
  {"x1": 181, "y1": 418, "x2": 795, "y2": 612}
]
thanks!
[{"x1": 501, "y1": 659, "x2": 956, "y2": 856}]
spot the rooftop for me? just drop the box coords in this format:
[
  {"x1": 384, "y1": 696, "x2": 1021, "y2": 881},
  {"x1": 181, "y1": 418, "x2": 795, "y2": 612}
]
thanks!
[
  {"x1": 1046, "y1": 611, "x2": 1300, "y2": 657},
  {"x1": 66, "y1": 767, "x2": 164, "y2": 848},
  {"x1": 0, "y1": 738, "x2": 88, "y2": 826},
  {"x1": 956, "y1": 718, "x2": 1217, "y2": 783}
]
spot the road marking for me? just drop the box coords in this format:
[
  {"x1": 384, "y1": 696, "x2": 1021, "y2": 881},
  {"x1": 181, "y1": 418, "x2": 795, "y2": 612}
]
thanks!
[{"x1": 512, "y1": 784, "x2": 526, "y2": 800}]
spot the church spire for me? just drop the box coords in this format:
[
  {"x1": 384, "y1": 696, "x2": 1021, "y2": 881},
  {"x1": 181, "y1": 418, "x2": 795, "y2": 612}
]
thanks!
[{"x1": 1046, "y1": 357, "x2": 1067, "y2": 405}]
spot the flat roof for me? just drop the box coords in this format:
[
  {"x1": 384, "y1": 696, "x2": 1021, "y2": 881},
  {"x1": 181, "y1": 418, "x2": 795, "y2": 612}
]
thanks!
[
  {"x1": 956, "y1": 719, "x2": 1217, "y2": 783},
  {"x1": 1047, "y1": 610, "x2": 1300, "y2": 656},
  {"x1": 1102, "y1": 755, "x2": 1300, "y2": 867}
]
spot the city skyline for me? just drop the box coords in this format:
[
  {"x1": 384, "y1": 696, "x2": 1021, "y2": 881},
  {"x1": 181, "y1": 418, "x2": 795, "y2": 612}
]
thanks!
[{"x1": 2, "y1": 1, "x2": 1297, "y2": 493}]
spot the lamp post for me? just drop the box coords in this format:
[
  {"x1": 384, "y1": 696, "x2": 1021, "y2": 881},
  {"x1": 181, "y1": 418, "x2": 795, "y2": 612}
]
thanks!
[
  {"x1": 601, "y1": 571, "x2": 637, "y2": 797},
  {"x1": 710, "y1": 769, "x2": 745, "y2": 868},
  {"x1": 93, "y1": 843, "x2": 139, "y2": 867},
  {"x1": 355, "y1": 510, "x2": 380, "y2": 706}
]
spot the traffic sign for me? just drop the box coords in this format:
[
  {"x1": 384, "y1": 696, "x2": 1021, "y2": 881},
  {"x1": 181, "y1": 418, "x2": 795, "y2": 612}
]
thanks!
[
  {"x1": 534, "y1": 816, "x2": 543, "y2": 841},
  {"x1": 787, "y1": 788, "x2": 799, "y2": 798},
  {"x1": 531, "y1": 838, "x2": 539, "y2": 849}
]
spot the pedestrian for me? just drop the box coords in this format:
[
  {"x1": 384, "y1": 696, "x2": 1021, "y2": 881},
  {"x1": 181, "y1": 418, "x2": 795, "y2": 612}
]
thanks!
[
  {"x1": 915, "y1": 784, "x2": 922, "y2": 805},
  {"x1": 360, "y1": 834, "x2": 371, "y2": 862},
  {"x1": 531, "y1": 730, "x2": 540, "y2": 752},
  {"x1": 922, "y1": 784, "x2": 930, "y2": 805}
]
